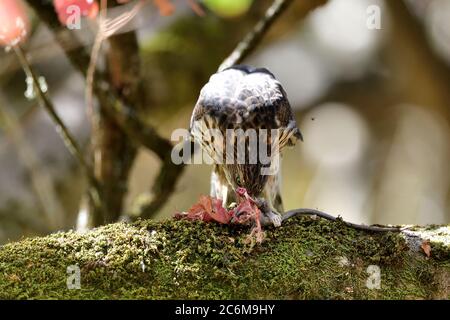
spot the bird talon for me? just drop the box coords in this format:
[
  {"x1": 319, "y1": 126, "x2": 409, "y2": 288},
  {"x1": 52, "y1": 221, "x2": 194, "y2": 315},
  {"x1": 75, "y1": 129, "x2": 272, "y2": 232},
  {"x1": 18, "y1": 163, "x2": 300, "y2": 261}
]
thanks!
[
  {"x1": 259, "y1": 208, "x2": 282, "y2": 227},
  {"x1": 270, "y1": 214, "x2": 282, "y2": 227}
]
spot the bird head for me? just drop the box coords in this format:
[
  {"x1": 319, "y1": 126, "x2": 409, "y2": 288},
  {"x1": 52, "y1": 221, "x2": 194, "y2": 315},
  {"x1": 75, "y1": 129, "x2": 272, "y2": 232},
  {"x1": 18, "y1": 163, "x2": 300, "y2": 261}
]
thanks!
[{"x1": 224, "y1": 163, "x2": 269, "y2": 198}]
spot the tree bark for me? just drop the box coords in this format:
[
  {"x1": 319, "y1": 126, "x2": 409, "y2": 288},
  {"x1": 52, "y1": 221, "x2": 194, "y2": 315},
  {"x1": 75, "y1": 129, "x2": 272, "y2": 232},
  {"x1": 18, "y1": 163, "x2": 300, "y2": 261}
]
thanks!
[{"x1": 90, "y1": 30, "x2": 142, "y2": 226}]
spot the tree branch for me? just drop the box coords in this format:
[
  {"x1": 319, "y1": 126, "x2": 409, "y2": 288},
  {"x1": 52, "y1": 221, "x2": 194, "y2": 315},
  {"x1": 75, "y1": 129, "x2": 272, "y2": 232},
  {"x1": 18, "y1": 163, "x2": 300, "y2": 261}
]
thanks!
[
  {"x1": 218, "y1": 0, "x2": 294, "y2": 71},
  {"x1": 0, "y1": 101, "x2": 64, "y2": 230},
  {"x1": 218, "y1": 0, "x2": 328, "y2": 71},
  {"x1": 86, "y1": 1, "x2": 144, "y2": 225},
  {"x1": 0, "y1": 217, "x2": 448, "y2": 299},
  {"x1": 12, "y1": 45, "x2": 104, "y2": 217},
  {"x1": 282, "y1": 208, "x2": 400, "y2": 232}
]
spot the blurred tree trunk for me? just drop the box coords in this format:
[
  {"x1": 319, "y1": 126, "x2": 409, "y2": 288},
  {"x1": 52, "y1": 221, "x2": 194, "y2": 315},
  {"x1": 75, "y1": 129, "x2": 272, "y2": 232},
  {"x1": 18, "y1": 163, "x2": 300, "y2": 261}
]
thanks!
[{"x1": 90, "y1": 30, "x2": 143, "y2": 226}]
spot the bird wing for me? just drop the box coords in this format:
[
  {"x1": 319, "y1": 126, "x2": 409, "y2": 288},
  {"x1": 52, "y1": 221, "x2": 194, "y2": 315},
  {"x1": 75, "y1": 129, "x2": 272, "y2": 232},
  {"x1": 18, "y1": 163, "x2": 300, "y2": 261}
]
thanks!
[{"x1": 190, "y1": 65, "x2": 302, "y2": 163}]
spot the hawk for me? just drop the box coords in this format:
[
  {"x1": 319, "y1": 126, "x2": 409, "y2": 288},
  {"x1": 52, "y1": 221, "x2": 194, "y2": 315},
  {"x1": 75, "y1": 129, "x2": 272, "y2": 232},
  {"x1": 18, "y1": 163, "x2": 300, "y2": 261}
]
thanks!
[{"x1": 189, "y1": 65, "x2": 302, "y2": 226}]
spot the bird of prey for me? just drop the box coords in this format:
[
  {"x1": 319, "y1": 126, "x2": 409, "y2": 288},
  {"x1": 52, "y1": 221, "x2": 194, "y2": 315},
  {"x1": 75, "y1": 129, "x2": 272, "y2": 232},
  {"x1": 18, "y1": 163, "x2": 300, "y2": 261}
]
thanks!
[{"x1": 189, "y1": 65, "x2": 302, "y2": 226}]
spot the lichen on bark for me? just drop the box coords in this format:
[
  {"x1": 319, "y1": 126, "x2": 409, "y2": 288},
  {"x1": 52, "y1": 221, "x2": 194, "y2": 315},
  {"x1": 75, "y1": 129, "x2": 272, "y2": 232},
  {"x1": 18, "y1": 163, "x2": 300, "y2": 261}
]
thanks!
[{"x1": 0, "y1": 217, "x2": 448, "y2": 299}]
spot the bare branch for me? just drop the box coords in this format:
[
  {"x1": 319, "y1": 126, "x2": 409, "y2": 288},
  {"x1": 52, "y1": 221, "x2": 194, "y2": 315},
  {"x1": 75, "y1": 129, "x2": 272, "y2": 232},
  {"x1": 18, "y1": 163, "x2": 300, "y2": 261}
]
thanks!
[
  {"x1": 219, "y1": 0, "x2": 294, "y2": 71},
  {"x1": 12, "y1": 45, "x2": 105, "y2": 219},
  {"x1": 218, "y1": 0, "x2": 328, "y2": 72},
  {"x1": 0, "y1": 102, "x2": 64, "y2": 229},
  {"x1": 131, "y1": 154, "x2": 185, "y2": 220},
  {"x1": 282, "y1": 208, "x2": 401, "y2": 233}
]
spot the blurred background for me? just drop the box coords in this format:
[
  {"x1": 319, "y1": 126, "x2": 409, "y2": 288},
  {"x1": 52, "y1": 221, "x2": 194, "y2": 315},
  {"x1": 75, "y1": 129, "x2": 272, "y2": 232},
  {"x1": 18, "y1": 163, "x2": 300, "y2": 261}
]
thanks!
[{"x1": 0, "y1": 0, "x2": 449, "y2": 244}]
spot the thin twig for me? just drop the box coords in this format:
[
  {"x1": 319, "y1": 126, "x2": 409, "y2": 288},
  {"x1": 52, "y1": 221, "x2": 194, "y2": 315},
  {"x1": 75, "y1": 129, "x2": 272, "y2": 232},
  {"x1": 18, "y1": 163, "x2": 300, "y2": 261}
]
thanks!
[
  {"x1": 13, "y1": 46, "x2": 90, "y2": 175},
  {"x1": 218, "y1": 0, "x2": 294, "y2": 71},
  {"x1": 0, "y1": 101, "x2": 64, "y2": 229},
  {"x1": 12, "y1": 45, "x2": 104, "y2": 216},
  {"x1": 282, "y1": 208, "x2": 401, "y2": 232},
  {"x1": 218, "y1": 0, "x2": 330, "y2": 71},
  {"x1": 86, "y1": 0, "x2": 144, "y2": 120}
]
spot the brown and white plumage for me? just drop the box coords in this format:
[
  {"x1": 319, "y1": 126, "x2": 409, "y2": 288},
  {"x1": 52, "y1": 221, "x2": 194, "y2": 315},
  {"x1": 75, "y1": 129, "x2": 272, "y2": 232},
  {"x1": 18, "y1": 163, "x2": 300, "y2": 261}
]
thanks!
[{"x1": 190, "y1": 65, "x2": 302, "y2": 226}]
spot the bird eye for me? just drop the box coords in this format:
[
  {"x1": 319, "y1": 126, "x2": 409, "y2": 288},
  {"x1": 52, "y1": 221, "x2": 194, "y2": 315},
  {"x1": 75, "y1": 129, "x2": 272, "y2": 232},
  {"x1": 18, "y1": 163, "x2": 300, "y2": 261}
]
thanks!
[{"x1": 235, "y1": 175, "x2": 242, "y2": 186}]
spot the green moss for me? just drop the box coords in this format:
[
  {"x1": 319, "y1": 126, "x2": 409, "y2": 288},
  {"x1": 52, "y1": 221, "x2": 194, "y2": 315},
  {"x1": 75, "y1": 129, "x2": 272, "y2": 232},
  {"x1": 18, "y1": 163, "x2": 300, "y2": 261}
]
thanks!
[
  {"x1": 0, "y1": 217, "x2": 448, "y2": 299},
  {"x1": 432, "y1": 242, "x2": 450, "y2": 262}
]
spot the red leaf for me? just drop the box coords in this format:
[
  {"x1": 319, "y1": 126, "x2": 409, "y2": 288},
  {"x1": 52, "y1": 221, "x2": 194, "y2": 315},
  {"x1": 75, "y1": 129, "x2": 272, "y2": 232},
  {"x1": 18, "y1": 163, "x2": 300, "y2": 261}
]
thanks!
[
  {"x1": 176, "y1": 187, "x2": 265, "y2": 243},
  {"x1": 421, "y1": 240, "x2": 431, "y2": 258},
  {"x1": 176, "y1": 195, "x2": 232, "y2": 224},
  {"x1": 207, "y1": 197, "x2": 232, "y2": 224},
  {"x1": 153, "y1": 0, "x2": 175, "y2": 16},
  {"x1": 187, "y1": 0, "x2": 205, "y2": 16}
]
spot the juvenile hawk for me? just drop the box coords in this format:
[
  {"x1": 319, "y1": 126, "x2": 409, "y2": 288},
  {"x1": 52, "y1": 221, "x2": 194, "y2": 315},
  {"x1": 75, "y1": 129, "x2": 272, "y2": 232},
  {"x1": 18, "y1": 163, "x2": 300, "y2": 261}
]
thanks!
[{"x1": 190, "y1": 65, "x2": 302, "y2": 226}]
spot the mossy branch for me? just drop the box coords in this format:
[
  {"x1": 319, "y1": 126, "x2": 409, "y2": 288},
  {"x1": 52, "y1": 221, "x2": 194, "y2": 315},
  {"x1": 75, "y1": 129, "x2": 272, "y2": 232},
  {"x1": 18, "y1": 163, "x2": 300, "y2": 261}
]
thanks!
[{"x1": 0, "y1": 217, "x2": 448, "y2": 299}]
